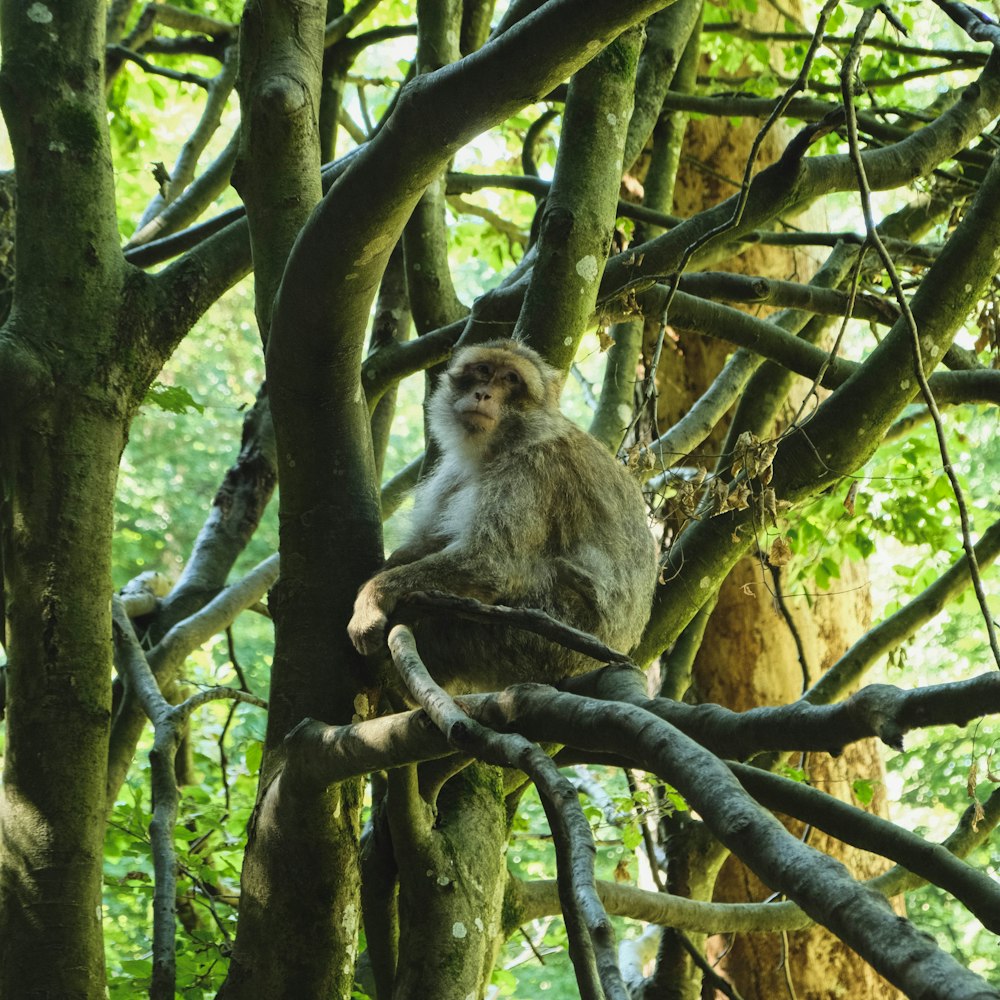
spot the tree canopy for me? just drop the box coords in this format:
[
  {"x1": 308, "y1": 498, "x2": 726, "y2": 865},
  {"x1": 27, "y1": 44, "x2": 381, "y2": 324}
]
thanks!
[{"x1": 0, "y1": 1, "x2": 999, "y2": 998}]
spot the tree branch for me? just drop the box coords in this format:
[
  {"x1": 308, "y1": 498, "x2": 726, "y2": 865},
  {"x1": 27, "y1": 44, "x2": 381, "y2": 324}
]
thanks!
[
  {"x1": 807, "y1": 518, "x2": 1000, "y2": 704},
  {"x1": 387, "y1": 624, "x2": 627, "y2": 1000},
  {"x1": 730, "y1": 762, "x2": 1000, "y2": 934}
]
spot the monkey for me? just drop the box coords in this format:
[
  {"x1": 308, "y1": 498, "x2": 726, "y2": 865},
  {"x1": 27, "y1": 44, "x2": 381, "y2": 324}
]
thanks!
[{"x1": 347, "y1": 338, "x2": 657, "y2": 696}]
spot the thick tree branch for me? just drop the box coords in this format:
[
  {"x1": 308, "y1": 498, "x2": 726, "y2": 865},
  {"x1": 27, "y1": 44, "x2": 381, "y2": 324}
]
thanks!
[
  {"x1": 387, "y1": 624, "x2": 626, "y2": 1000},
  {"x1": 636, "y1": 59, "x2": 1000, "y2": 663},
  {"x1": 479, "y1": 686, "x2": 996, "y2": 1000},
  {"x1": 605, "y1": 55, "x2": 1000, "y2": 292},
  {"x1": 730, "y1": 762, "x2": 1000, "y2": 934},
  {"x1": 402, "y1": 1, "x2": 466, "y2": 338},
  {"x1": 511, "y1": 876, "x2": 810, "y2": 934},
  {"x1": 107, "y1": 552, "x2": 278, "y2": 803},
  {"x1": 284, "y1": 620, "x2": 1000, "y2": 786},
  {"x1": 581, "y1": 664, "x2": 1000, "y2": 759},
  {"x1": 150, "y1": 554, "x2": 280, "y2": 678},
  {"x1": 278, "y1": 0, "x2": 672, "y2": 363},
  {"x1": 676, "y1": 271, "x2": 898, "y2": 325},
  {"x1": 622, "y1": 0, "x2": 702, "y2": 173},
  {"x1": 289, "y1": 668, "x2": 1000, "y2": 999},
  {"x1": 513, "y1": 22, "x2": 642, "y2": 370}
]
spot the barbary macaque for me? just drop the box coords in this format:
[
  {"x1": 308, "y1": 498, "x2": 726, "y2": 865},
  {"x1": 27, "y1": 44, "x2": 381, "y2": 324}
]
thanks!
[{"x1": 348, "y1": 339, "x2": 657, "y2": 695}]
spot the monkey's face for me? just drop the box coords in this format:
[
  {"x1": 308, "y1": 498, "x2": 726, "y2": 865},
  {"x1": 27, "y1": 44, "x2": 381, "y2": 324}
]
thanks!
[
  {"x1": 428, "y1": 341, "x2": 557, "y2": 458},
  {"x1": 449, "y1": 358, "x2": 529, "y2": 435}
]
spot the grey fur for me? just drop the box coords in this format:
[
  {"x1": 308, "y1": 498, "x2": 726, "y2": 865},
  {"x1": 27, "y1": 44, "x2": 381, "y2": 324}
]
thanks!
[{"x1": 348, "y1": 340, "x2": 657, "y2": 694}]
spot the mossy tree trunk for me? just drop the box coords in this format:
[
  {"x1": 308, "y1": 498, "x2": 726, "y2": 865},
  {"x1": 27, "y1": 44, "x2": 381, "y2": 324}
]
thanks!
[
  {"x1": 214, "y1": 5, "x2": 668, "y2": 998},
  {"x1": 0, "y1": 3, "x2": 134, "y2": 995},
  {"x1": 0, "y1": 3, "x2": 252, "y2": 997}
]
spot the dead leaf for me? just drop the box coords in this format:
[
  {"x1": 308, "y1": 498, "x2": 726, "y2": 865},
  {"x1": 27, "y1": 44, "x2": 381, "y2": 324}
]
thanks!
[
  {"x1": 844, "y1": 480, "x2": 859, "y2": 517},
  {"x1": 769, "y1": 535, "x2": 793, "y2": 566}
]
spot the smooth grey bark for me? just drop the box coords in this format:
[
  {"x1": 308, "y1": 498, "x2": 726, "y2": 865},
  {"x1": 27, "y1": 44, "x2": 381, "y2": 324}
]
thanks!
[{"x1": 514, "y1": 24, "x2": 643, "y2": 369}]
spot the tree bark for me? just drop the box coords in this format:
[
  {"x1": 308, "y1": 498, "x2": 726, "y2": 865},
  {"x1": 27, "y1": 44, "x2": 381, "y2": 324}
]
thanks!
[
  {"x1": 0, "y1": 1, "x2": 130, "y2": 995},
  {"x1": 655, "y1": 8, "x2": 904, "y2": 996}
]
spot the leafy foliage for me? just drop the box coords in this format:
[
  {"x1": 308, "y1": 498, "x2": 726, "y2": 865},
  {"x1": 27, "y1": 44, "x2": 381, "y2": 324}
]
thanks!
[{"x1": 3, "y1": 0, "x2": 1000, "y2": 997}]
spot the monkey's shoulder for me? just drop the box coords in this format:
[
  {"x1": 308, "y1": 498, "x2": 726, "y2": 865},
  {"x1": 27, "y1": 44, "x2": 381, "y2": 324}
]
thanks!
[{"x1": 519, "y1": 419, "x2": 642, "y2": 490}]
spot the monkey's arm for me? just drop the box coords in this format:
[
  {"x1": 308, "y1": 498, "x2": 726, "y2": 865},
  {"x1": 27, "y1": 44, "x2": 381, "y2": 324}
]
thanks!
[
  {"x1": 347, "y1": 545, "x2": 511, "y2": 655},
  {"x1": 381, "y1": 535, "x2": 447, "y2": 570},
  {"x1": 348, "y1": 460, "x2": 549, "y2": 657}
]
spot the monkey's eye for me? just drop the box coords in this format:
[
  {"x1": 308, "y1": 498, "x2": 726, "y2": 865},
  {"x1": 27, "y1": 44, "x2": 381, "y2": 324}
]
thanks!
[
  {"x1": 473, "y1": 363, "x2": 493, "y2": 378},
  {"x1": 503, "y1": 370, "x2": 521, "y2": 385}
]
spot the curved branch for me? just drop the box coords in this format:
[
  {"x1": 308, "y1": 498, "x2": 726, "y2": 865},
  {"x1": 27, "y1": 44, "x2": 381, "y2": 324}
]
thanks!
[
  {"x1": 677, "y1": 271, "x2": 898, "y2": 325},
  {"x1": 512, "y1": 876, "x2": 810, "y2": 934},
  {"x1": 730, "y1": 762, "x2": 1000, "y2": 934},
  {"x1": 636, "y1": 59, "x2": 1000, "y2": 663},
  {"x1": 303, "y1": 647, "x2": 989, "y2": 987},
  {"x1": 480, "y1": 685, "x2": 997, "y2": 1000},
  {"x1": 387, "y1": 624, "x2": 627, "y2": 1000},
  {"x1": 579, "y1": 664, "x2": 1000, "y2": 759},
  {"x1": 606, "y1": 55, "x2": 1000, "y2": 291},
  {"x1": 111, "y1": 599, "x2": 264, "y2": 1000},
  {"x1": 150, "y1": 554, "x2": 280, "y2": 677}
]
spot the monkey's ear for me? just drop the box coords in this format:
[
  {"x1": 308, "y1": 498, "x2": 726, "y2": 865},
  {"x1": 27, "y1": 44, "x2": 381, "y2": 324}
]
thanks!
[
  {"x1": 518, "y1": 348, "x2": 563, "y2": 406},
  {"x1": 545, "y1": 371, "x2": 567, "y2": 407}
]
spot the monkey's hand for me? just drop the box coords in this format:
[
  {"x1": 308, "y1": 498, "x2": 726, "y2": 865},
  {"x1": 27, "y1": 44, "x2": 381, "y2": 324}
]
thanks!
[{"x1": 347, "y1": 578, "x2": 395, "y2": 656}]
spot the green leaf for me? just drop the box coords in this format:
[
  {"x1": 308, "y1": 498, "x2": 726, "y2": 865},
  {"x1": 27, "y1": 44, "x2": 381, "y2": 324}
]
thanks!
[
  {"x1": 622, "y1": 823, "x2": 643, "y2": 851},
  {"x1": 118, "y1": 959, "x2": 150, "y2": 977},
  {"x1": 143, "y1": 382, "x2": 205, "y2": 415},
  {"x1": 664, "y1": 789, "x2": 689, "y2": 812},
  {"x1": 245, "y1": 740, "x2": 263, "y2": 775},
  {"x1": 852, "y1": 778, "x2": 877, "y2": 806},
  {"x1": 490, "y1": 967, "x2": 518, "y2": 995}
]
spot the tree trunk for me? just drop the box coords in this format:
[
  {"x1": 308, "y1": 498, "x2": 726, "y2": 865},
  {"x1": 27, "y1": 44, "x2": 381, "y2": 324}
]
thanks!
[
  {"x1": 0, "y1": 401, "x2": 125, "y2": 999},
  {"x1": 0, "y1": 0, "x2": 132, "y2": 994},
  {"x1": 657, "y1": 8, "x2": 904, "y2": 997}
]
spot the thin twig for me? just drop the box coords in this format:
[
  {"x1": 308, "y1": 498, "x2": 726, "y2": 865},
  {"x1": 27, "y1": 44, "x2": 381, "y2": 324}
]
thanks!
[
  {"x1": 107, "y1": 44, "x2": 212, "y2": 87},
  {"x1": 674, "y1": 930, "x2": 747, "y2": 1000},
  {"x1": 783, "y1": 245, "x2": 867, "y2": 433}
]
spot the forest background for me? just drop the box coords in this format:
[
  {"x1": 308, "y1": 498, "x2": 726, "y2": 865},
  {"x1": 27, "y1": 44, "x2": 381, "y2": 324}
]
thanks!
[{"x1": 0, "y1": 0, "x2": 999, "y2": 998}]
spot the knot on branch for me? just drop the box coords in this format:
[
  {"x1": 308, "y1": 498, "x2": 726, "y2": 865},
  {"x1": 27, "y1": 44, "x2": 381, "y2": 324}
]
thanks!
[
  {"x1": 539, "y1": 205, "x2": 575, "y2": 242},
  {"x1": 258, "y1": 74, "x2": 310, "y2": 116},
  {"x1": 846, "y1": 683, "x2": 906, "y2": 751}
]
